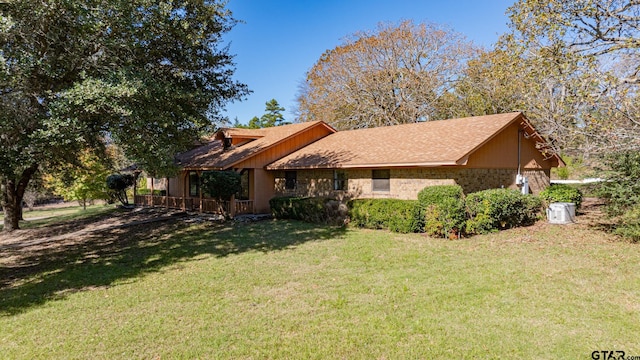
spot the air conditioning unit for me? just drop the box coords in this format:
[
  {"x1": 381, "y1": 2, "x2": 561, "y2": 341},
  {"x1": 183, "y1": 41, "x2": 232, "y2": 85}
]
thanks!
[{"x1": 547, "y1": 202, "x2": 576, "y2": 224}]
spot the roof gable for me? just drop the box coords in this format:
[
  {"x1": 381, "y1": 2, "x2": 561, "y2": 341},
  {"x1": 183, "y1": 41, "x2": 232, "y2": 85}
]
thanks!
[{"x1": 175, "y1": 121, "x2": 336, "y2": 170}]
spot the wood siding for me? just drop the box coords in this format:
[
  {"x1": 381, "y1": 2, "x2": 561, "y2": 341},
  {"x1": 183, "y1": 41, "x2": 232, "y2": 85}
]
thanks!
[
  {"x1": 232, "y1": 125, "x2": 332, "y2": 169},
  {"x1": 465, "y1": 122, "x2": 554, "y2": 170}
]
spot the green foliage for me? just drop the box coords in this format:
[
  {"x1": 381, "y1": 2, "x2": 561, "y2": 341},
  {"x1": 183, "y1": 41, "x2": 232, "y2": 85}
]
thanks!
[
  {"x1": 551, "y1": 155, "x2": 587, "y2": 180},
  {"x1": 417, "y1": 185, "x2": 466, "y2": 238},
  {"x1": 269, "y1": 197, "x2": 348, "y2": 225},
  {"x1": 106, "y1": 174, "x2": 135, "y2": 205},
  {"x1": 1, "y1": 0, "x2": 249, "y2": 230},
  {"x1": 614, "y1": 206, "x2": 640, "y2": 243},
  {"x1": 348, "y1": 199, "x2": 423, "y2": 233},
  {"x1": 200, "y1": 171, "x2": 241, "y2": 201},
  {"x1": 136, "y1": 189, "x2": 166, "y2": 196},
  {"x1": 242, "y1": 99, "x2": 288, "y2": 129},
  {"x1": 465, "y1": 189, "x2": 542, "y2": 235},
  {"x1": 44, "y1": 151, "x2": 112, "y2": 209},
  {"x1": 598, "y1": 151, "x2": 640, "y2": 217},
  {"x1": 539, "y1": 184, "x2": 583, "y2": 208}
]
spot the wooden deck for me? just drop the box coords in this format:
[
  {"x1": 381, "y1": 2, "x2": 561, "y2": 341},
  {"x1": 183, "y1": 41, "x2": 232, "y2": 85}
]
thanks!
[{"x1": 134, "y1": 195, "x2": 254, "y2": 217}]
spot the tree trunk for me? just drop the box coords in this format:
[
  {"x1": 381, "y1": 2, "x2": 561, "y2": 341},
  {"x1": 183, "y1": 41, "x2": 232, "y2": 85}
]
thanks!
[{"x1": 1, "y1": 164, "x2": 39, "y2": 232}]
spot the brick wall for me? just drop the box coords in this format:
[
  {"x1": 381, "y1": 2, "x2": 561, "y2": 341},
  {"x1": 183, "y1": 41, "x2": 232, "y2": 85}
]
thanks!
[{"x1": 273, "y1": 167, "x2": 550, "y2": 200}]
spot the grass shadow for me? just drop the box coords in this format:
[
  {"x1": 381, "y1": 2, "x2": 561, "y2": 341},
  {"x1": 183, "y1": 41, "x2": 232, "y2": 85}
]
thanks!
[{"x1": 0, "y1": 213, "x2": 346, "y2": 316}]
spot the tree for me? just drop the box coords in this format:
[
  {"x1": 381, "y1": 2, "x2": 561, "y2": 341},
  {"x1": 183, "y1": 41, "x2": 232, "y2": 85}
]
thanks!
[
  {"x1": 240, "y1": 99, "x2": 288, "y2": 129},
  {"x1": 500, "y1": 0, "x2": 640, "y2": 154},
  {"x1": 43, "y1": 151, "x2": 112, "y2": 209},
  {"x1": 106, "y1": 174, "x2": 135, "y2": 205},
  {"x1": 296, "y1": 20, "x2": 477, "y2": 129},
  {"x1": 0, "y1": 0, "x2": 249, "y2": 231}
]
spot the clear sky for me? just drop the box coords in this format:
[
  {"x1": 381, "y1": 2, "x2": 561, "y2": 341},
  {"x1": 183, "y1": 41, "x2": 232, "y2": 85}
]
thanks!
[{"x1": 222, "y1": 0, "x2": 515, "y2": 125}]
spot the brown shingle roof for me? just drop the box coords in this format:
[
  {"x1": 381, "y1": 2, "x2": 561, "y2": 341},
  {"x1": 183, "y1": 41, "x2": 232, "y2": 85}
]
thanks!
[
  {"x1": 176, "y1": 121, "x2": 335, "y2": 170},
  {"x1": 267, "y1": 112, "x2": 555, "y2": 169}
]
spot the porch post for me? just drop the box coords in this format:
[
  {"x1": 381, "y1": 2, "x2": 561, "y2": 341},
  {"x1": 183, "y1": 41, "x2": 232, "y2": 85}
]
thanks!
[
  {"x1": 229, "y1": 194, "x2": 236, "y2": 219},
  {"x1": 165, "y1": 177, "x2": 169, "y2": 209},
  {"x1": 150, "y1": 177, "x2": 154, "y2": 206},
  {"x1": 198, "y1": 171, "x2": 203, "y2": 213},
  {"x1": 182, "y1": 172, "x2": 187, "y2": 211}
]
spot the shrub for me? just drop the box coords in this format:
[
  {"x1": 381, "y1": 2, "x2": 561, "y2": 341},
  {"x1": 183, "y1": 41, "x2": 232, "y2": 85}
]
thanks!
[
  {"x1": 106, "y1": 174, "x2": 135, "y2": 205},
  {"x1": 597, "y1": 151, "x2": 640, "y2": 217},
  {"x1": 348, "y1": 199, "x2": 423, "y2": 233},
  {"x1": 200, "y1": 171, "x2": 241, "y2": 200},
  {"x1": 465, "y1": 189, "x2": 542, "y2": 235},
  {"x1": 614, "y1": 206, "x2": 640, "y2": 243},
  {"x1": 539, "y1": 184, "x2": 583, "y2": 208},
  {"x1": 270, "y1": 197, "x2": 348, "y2": 225},
  {"x1": 418, "y1": 185, "x2": 466, "y2": 238}
]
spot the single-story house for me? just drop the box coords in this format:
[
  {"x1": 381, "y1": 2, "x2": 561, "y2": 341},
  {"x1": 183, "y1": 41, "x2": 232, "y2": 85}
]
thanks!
[{"x1": 139, "y1": 112, "x2": 563, "y2": 215}]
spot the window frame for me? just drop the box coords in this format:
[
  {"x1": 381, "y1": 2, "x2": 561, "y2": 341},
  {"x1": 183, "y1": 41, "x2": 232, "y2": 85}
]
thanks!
[
  {"x1": 372, "y1": 169, "x2": 390, "y2": 192},
  {"x1": 188, "y1": 171, "x2": 200, "y2": 197},
  {"x1": 333, "y1": 170, "x2": 348, "y2": 191},
  {"x1": 284, "y1": 171, "x2": 297, "y2": 190}
]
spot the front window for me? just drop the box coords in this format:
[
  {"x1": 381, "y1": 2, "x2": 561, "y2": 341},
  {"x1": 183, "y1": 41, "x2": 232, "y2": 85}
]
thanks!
[
  {"x1": 372, "y1": 169, "x2": 390, "y2": 192},
  {"x1": 334, "y1": 170, "x2": 348, "y2": 191},
  {"x1": 285, "y1": 171, "x2": 297, "y2": 190},
  {"x1": 189, "y1": 171, "x2": 200, "y2": 197},
  {"x1": 237, "y1": 169, "x2": 250, "y2": 200}
]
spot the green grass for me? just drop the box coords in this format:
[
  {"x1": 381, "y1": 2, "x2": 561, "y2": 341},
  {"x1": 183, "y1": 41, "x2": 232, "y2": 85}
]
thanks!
[
  {"x1": 1, "y1": 212, "x2": 640, "y2": 359},
  {"x1": 0, "y1": 203, "x2": 117, "y2": 231}
]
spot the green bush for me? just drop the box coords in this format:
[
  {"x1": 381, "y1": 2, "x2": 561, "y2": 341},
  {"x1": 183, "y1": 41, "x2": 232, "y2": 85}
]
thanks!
[
  {"x1": 465, "y1": 189, "x2": 542, "y2": 235},
  {"x1": 348, "y1": 199, "x2": 423, "y2": 233},
  {"x1": 201, "y1": 170, "x2": 241, "y2": 200},
  {"x1": 614, "y1": 206, "x2": 640, "y2": 243},
  {"x1": 540, "y1": 184, "x2": 583, "y2": 208},
  {"x1": 270, "y1": 197, "x2": 348, "y2": 225},
  {"x1": 418, "y1": 185, "x2": 466, "y2": 238},
  {"x1": 597, "y1": 151, "x2": 640, "y2": 217}
]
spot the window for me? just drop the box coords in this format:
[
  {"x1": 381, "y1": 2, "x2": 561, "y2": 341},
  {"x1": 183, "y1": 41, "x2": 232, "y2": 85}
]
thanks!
[
  {"x1": 372, "y1": 169, "x2": 390, "y2": 192},
  {"x1": 237, "y1": 169, "x2": 250, "y2": 200},
  {"x1": 285, "y1": 171, "x2": 297, "y2": 190},
  {"x1": 189, "y1": 171, "x2": 200, "y2": 197},
  {"x1": 334, "y1": 170, "x2": 348, "y2": 191}
]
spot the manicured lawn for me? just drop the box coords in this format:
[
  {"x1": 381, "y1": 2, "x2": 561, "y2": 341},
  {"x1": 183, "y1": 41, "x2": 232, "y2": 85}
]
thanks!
[
  {"x1": 0, "y1": 203, "x2": 117, "y2": 231},
  {"x1": 1, "y1": 209, "x2": 639, "y2": 359}
]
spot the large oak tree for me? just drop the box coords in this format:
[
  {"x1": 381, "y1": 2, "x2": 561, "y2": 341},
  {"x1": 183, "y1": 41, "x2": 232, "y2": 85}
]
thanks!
[
  {"x1": 0, "y1": 0, "x2": 249, "y2": 231},
  {"x1": 296, "y1": 20, "x2": 476, "y2": 129}
]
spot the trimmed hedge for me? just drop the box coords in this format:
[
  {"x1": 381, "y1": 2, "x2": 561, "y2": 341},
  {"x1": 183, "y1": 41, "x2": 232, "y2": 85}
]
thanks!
[
  {"x1": 349, "y1": 199, "x2": 424, "y2": 233},
  {"x1": 271, "y1": 187, "x2": 543, "y2": 237},
  {"x1": 418, "y1": 185, "x2": 466, "y2": 238},
  {"x1": 269, "y1": 197, "x2": 348, "y2": 225},
  {"x1": 465, "y1": 189, "x2": 542, "y2": 234},
  {"x1": 539, "y1": 184, "x2": 583, "y2": 208}
]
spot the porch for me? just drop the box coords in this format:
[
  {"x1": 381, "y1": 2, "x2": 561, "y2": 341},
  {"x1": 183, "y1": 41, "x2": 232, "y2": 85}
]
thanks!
[{"x1": 134, "y1": 195, "x2": 254, "y2": 217}]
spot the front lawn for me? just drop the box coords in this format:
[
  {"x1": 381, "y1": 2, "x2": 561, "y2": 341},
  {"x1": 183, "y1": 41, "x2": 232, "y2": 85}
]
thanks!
[{"x1": 1, "y1": 210, "x2": 639, "y2": 359}]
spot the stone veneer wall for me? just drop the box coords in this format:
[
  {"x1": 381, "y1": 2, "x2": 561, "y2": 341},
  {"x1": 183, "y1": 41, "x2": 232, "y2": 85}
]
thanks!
[{"x1": 273, "y1": 167, "x2": 550, "y2": 200}]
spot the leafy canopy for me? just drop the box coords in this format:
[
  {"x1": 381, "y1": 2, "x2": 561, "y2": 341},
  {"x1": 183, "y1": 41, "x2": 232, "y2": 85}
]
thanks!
[{"x1": 0, "y1": 0, "x2": 249, "y2": 230}]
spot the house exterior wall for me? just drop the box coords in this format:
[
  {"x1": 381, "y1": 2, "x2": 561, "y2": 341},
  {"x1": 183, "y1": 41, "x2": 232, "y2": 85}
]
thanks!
[
  {"x1": 273, "y1": 167, "x2": 550, "y2": 200},
  {"x1": 253, "y1": 168, "x2": 275, "y2": 213},
  {"x1": 465, "y1": 122, "x2": 555, "y2": 170}
]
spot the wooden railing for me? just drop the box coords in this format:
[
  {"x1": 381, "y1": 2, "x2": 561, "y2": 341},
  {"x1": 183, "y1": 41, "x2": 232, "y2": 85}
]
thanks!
[
  {"x1": 234, "y1": 200, "x2": 254, "y2": 215},
  {"x1": 134, "y1": 195, "x2": 253, "y2": 217}
]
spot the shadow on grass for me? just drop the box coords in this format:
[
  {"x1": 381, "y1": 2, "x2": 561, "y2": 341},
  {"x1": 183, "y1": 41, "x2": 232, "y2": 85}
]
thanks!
[{"x1": 0, "y1": 216, "x2": 345, "y2": 316}]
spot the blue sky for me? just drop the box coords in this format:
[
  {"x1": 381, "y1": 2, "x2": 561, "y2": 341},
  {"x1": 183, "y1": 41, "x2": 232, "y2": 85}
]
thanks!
[{"x1": 222, "y1": 0, "x2": 515, "y2": 125}]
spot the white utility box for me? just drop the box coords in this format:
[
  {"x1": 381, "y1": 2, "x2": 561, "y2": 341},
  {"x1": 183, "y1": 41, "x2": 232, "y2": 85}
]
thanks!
[{"x1": 547, "y1": 202, "x2": 576, "y2": 224}]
